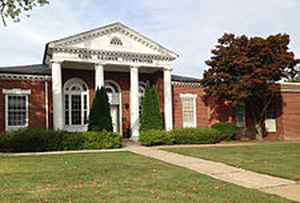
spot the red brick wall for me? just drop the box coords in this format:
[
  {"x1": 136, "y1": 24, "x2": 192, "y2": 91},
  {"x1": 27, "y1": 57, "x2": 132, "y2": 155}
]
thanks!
[
  {"x1": 0, "y1": 79, "x2": 48, "y2": 132},
  {"x1": 277, "y1": 85, "x2": 300, "y2": 140},
  {"x1": 172, "y1": 85, "x2": 234, "y2": 129}
]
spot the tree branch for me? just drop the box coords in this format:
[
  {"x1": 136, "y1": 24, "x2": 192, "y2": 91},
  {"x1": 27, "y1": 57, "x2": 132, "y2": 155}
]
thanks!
[{"x1": 0, "y1": 2, "x2": 7, "y2": 26}]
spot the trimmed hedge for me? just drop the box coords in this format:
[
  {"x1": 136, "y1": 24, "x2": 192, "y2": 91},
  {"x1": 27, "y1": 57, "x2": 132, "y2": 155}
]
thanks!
[
  {"x1": 139, "y1": 130, "x2": 174, "y2": 146},
  {"x1": 211, "y1": 122, "x2": 237, "y2": 141},
  {"x1": 171, "y1": 127, "x2": 222, "y2": 144},
  {"x1": 82, "y1": 130, "x2": 122, "y2": 149},
  {"x1": 139, "y1": 127, "x2": 222, "y2": 146},
  {"x1": 0, "y1": 128, "x2": 122, "y2": 153}
]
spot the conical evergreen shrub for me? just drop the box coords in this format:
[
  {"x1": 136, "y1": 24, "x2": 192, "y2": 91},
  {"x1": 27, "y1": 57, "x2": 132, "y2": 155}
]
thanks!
[
  {"x1": 88, "y1": 87, "x2": 113, "y2": 132},
  {"x1": 140, "y1": 82, "x2": 162, "y2": 131},
  {"x1": 150, "y1": 85, "x2": 163, "y2": 129}
]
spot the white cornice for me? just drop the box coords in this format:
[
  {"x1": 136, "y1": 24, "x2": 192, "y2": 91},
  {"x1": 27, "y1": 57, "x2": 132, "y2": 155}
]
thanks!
[
  {"x1": 171, "y1": 81, "x2": 202, "y2": 87},
  {"x1": 279, "y1": 82, "x2": 300, "y2": 86},
  {"x1": 280, "y1": 88, "x2": 300, "y2": 93},
  {"x1": 0, "y1": 74, "x2": 51, "y2": 81},
  {"x1": 48, "y1": 23, "x2": 178, "y2": 59},
  {"x1": 50, "y1": 46, "x2": 175, "y2": 61}
]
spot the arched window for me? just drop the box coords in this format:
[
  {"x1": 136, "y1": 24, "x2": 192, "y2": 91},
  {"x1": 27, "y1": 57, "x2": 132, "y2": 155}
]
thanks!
[
  {"x1": 64, "y1": 78, "x2": 89, "y2": 126},
  {"x1": 139, "y1": 82, "x2": 146, "y2": 116},
  {"x1": 110, "y1": 37, "x2": 123, "y2": 46},
  {"x1": 105, "y1": 81, "x2": 120, "y2": 94}
]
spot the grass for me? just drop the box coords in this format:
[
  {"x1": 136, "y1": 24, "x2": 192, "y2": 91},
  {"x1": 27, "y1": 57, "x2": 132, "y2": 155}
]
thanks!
[
  {"x1": 0, "y1": 152, "x2": 296, "y2": 202},
  {"x1": 163, "y1": 143, "x2": 300, "y2": 181}
]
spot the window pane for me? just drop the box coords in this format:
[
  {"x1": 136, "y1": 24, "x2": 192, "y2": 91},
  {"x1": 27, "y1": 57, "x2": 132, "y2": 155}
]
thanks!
[
  {"x1": 84, "y1": 95, "x2": 87, "y2": 110},
  {"x1": 8, "y1": 96, "x2": 27, "y2": 126},
  {"x1": 235, "y1": 105, "x2": 246, "y2": 127},
  {"x1": 71, "y1": 95, "x2": 82, "y2": 125},
  {"x1": 266, "y1": 104, "x2": 275, "y2": 119},
  {"x1": 84, "y1": 111, "x2": 88, "y2": 124},
  {"x1": 182, "y1": 97, "x2": 195, "y2": 127}
]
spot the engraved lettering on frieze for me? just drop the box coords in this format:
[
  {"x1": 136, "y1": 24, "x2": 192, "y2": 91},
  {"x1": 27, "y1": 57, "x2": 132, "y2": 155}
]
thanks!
[{"x1": 78, "y1": 54, "x2": 93, "y2": 60}]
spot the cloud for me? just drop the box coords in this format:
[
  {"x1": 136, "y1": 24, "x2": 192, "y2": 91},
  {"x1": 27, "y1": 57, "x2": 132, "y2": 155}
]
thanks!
[{"x1": 1, "y1": 0, "x2": 300, "y2": 78}]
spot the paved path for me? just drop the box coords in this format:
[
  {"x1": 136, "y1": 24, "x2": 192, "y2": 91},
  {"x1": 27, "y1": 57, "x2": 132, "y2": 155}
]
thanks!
[{"x1": 127, "y1": 145, "x2": 300, "y2": 202}]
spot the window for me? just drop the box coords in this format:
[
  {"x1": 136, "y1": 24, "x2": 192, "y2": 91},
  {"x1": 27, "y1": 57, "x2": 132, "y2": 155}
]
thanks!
[
  {"x1": 235, "y1": 104, "x2": 246, "y2": 127},
  {"x1": 266, "y1": 103, "x2": 276, "y2": 119},
  {"x1": 110, "y1": 37, "x2": 123, "y2": 46},
  {"x1": 265, "y1": 103, "x2": 276, "y2": 132},
  {"x1": 64, "y1": 78, "x2": 89, "y2": 127},
  {"x1": 105, "y1": 81, "x2": 120, "y2": 105},
  {"x1": 180, "y1": 94, "x2": 197, "y2": 128},
  {"x1": 3, "y1": 89, "x2": 30, "y2": 131}
]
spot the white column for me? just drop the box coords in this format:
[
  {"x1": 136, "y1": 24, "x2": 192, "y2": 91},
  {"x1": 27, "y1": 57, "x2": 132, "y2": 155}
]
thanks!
[
  {"x1": 51, "y1": 61, "x2": 64, "y2": 130},
  {"x1": 130, "y1": 66, "x2": 140, "y2": 140},
  {"x1": 95, "y1": 63, "x2": 104, "y2": 90},
  {"x1": 164, "y1": 68, "x2": 173, "y2": 131}
]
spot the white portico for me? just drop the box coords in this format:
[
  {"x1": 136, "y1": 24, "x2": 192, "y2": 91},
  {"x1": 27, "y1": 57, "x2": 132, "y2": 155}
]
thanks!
[{"x1": 45, "y1": 23, "x2": 178, "y2": 140}]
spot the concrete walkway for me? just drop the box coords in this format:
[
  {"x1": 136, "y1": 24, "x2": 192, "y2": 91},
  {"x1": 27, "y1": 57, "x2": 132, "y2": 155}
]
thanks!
[{"x1": 127, "y1": 145, "x2": 300, "y2": 202}]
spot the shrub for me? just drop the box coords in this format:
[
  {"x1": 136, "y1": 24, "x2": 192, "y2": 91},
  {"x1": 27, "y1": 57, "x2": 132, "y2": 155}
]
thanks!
[
  {"x1": 211, "y1": 122, "x2": 237, "y2": 141},
  {"x1": 139, "y1": 130, "x2": 175, "y2": 146},
  {"x1": 82, "y1": 130, "x2": 122, "y2": 149},
  {"x1": 0, "y1": 128, "x2": 65, "y2": 152},
  {"x1": 171, "y1": 127, "x2": 222, "y2": 144},
  {"x1": 140, "y1": 82, "x2": 162, "y2": 131},
  {"x1": 88, "y1": 87, "x2": 113, "y2": 132},
  {"x1": 0, "y1": 128, "x2": 122, "y2": 153}
]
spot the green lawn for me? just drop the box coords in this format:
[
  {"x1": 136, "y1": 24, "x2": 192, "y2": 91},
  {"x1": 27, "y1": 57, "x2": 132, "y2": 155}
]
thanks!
[
  {"x1": 0, "y1": 152, "x2": 296, "y2": 202},
  {"x1": 163, "y1": 143, "x2": 300, "y2": 181}
]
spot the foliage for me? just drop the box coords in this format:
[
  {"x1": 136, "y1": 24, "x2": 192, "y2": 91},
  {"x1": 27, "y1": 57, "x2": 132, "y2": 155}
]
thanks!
[
  {"x1": 140, "y1": 82, "x2": 162, "y2": 131},
  {"x1": 201, "y1": 33, "x2": 300, "y2": 139},
  {"x1": 211, "y1": 122, "x2": 237, "y2": 141},
  {"x1": 139, "y1": 130, "x2": 175, "y2": 146},
  {"x1": 0, "y1": 128, "x2": 122, "y2": 152},
  {"x1": 88, "y1": 87, "x2": 113, "y2": 132},
  {"x1": 171, "y1": 127, "x2": 222, "y2": 144},
  {"x1": 0, "y1": 0, "x2": 49, "y2": 26}
]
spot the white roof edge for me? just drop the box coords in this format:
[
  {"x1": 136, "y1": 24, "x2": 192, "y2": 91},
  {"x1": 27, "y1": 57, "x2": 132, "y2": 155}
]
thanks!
[{"x1": 276, "y1": 81, "x2": 300, "y2": 86}]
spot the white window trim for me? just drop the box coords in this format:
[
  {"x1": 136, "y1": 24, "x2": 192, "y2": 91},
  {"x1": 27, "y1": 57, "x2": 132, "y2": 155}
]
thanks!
[
  {"x1": 3, "y1": 89, "x2": 31, "y2": 131},
  {"x1": 63, "y1": 78, "x2": 89, "y2": 131},
  {"x1": 180, "y1": 93, "x2": 197, "y2": 128},
  {"x1": 265, "y1": 119, "x2": 277, "y2": 132}
]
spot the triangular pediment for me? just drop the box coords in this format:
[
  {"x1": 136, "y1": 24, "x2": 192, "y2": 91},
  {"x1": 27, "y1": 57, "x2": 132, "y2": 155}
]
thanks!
[{"x1": 48, "y1": 23, "x2": 178, "y2": 59}]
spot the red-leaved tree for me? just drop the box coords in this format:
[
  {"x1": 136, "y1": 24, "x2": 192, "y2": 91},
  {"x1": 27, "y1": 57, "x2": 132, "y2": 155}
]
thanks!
[{"x1": 201, "y1": 33, "x2": 299, "y2": 139}]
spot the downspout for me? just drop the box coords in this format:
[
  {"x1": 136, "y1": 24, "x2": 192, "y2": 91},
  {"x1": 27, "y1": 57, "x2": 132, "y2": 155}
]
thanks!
[{"x1": 45, "y1": 80, "x2": 49, "y2": 129}]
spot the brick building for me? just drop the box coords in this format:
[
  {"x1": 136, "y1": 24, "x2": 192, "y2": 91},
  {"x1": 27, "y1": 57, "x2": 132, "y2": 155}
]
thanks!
[{"x1": 0, "y1": 23, "x2": 300, "y2": 140}]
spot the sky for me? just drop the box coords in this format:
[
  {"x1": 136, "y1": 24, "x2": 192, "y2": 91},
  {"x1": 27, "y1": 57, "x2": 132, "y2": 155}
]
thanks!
[{"x1": 1, "y1": 0, "x2": 300, "y2": 78}]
